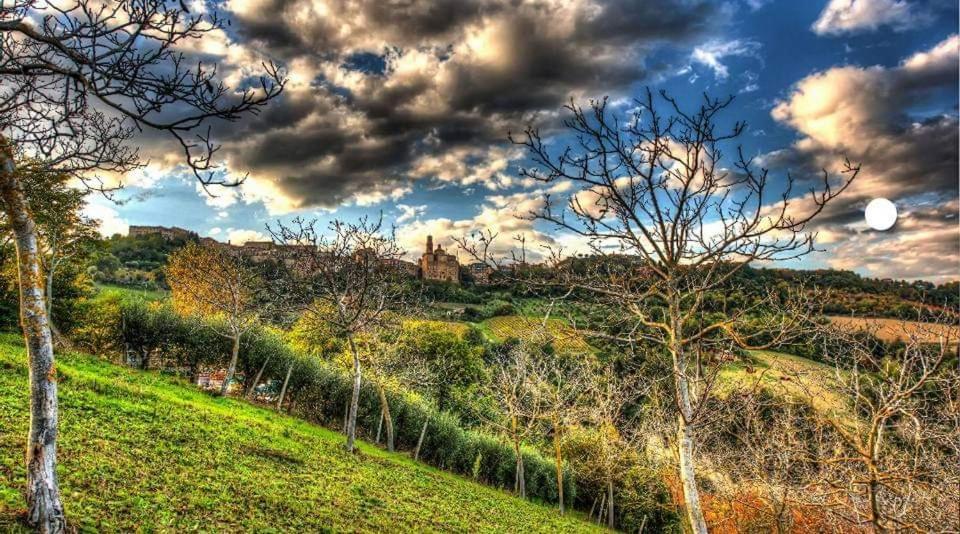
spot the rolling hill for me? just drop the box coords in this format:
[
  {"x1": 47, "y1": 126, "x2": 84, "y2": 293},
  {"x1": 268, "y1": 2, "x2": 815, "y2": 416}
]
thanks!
[{"x1": 0, "y1": 334, "x2": 599, "y2": 532}]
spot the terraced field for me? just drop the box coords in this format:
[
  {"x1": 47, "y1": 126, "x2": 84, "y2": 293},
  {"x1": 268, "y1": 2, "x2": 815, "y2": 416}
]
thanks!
[{"x1": 478, "y1": 315, "x2": 594, "y2": 354}]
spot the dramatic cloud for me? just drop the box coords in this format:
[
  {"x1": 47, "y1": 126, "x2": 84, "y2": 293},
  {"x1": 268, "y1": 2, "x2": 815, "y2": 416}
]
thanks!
[
  {"x1": 769, "y1": 35, "x2": 959, "y2": 280},
  {"x1": 812, "y1": 0, "x2": 935, "y2": 35},
  {"x1": 206, "y1": 0, "x2": 720, "y2": 212},
  {"x1": 394, "y1": 184, "x2": 589, "y2": 261}
]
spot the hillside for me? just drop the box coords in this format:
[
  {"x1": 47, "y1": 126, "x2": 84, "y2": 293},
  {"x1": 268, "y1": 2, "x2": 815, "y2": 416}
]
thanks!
[{"x1": 0, "y1": 335, "x2": 599, "y2": 532}]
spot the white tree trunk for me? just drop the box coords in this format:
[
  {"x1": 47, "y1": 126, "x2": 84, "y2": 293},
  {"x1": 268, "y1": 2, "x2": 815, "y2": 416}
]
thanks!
[
  {"x1": 414, "y1": 418, "x2": 428, "y2": 461},
  {"x1": 276, "y1": 362, "x2": 293, "y2": 411},
  {"x1": 376, "y1": 385, "x2": 394, "y2": 452},
  {"x1": 607, "y1": 477, "x2": 615, "y2": 529},
  {"x1": 220, "y1": 332, "x2": 241, "y2": 396},
  {"x1": 676, "y1": 366, "x2": 708, "y2": 534},
  {"x1": 245, "y1": 354, "x2": 271, "y2": 400},
  {"x1": 344, "y1": 336, "x2": 362, "y2": 453},
  {"x1": 0, "y1": 148, "x2": 67, "y2": 533}
]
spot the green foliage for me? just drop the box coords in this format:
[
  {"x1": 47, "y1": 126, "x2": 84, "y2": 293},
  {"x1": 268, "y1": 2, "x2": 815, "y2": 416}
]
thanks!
[
  {"x1": 285, "y1": 360, "x2": 576, "y2": 507},
  {"x1": 0, "y1": 335, "x2": 599, "y2": 532},
  {"x1": 92, "y1": 233, "x2": 198, "y2": 290}
]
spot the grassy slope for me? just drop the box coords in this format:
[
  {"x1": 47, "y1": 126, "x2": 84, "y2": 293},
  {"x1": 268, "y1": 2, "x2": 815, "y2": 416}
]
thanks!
[
  {"x1": 93, "y1": 283, "x2": 168, "y2": 303},
  {"x1": 478, "y1": 316, "x2": 593, "y2": 354},
  {"x1": 0, "y1": 335, "x2": 598, "y2": 532},
  {"x1": 717, "y1": 350, "x2": 852, "y2": 423}
]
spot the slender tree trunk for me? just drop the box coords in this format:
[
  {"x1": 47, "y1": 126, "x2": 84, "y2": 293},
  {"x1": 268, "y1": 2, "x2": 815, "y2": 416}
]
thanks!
[
  {"x1": 596, "y1": 492, "x2": 606, "y2": 525},
  {"x1": 0, "y1": 148, "x2": 67, "y2": 533},
  {"x1": 553, "y1": 422, "x2": 565, "y2": 514},
  {"x1": 376, "y1": 385, "x2": 394, "y2": 452},
  {"x1": 672, "y1": 336, "x2": 708, "y2": 534},
  {"x1": 607, "y1": 477, "x2": 615, "y2": 529},
  {"x1": 220, "y1": 332, "x2": 241, "y2": 396},
  {"x1": 513, "y1": 438, "x2": 526, "y2": 499},
  {"x1": 345, "y1": 335, "x2": 362, "y2": 453},
  {"x1": 375, "y1": 408, "x2": 384, "y2": 444},
  {"x1": 677, "y1": 408, "x2": 707, "y2": 534},
  {"x1": 245, "y1": 355, "x2": 271, "y2": 400},
  {"x1": 414, "y1": 418, "x2": 428, "y2": 461},
  {"x1": 276, "y1": 361, "x2": 293, "y2": 411}
]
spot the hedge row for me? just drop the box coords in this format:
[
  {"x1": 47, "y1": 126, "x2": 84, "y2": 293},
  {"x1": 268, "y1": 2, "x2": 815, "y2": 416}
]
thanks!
[{"x1": 108, "y1": 299, "x2": 575, "y2": 507}]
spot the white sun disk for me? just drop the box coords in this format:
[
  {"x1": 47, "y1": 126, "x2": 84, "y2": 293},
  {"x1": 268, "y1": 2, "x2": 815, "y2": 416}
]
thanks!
[{"x1": 864, "y1": 198, "x2": 897, "y2": 231}]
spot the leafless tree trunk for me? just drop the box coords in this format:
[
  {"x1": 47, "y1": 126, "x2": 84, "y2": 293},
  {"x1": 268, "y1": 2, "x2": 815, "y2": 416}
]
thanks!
[
  {"x1": 245, "y1": 355, "x2": 271, "y2": 400},
  {"x1": 376, "y1": 384, "x2": 395, "y2": 452},
  {"x1": 375, "y1": 409, "x2": 384, "y2": 444},
  {"x1": 0, "y1": 147, "x2": 65, "y2": 533},
  {"x1": 277, "y1": 362, "x2": 293, "y2": 412},
  {"x1": 607, "y1": 477, "x2": 615, "y2": 529},
  {"x1": 345, "y1": 335, "x2": 362, "y2": 453},
  {"x1": 553, "y1": 423, "x2": 565, "y2": 514},
  {"x1": 220, "y1": 333, "x2": 241, "y2": 396},
  {"x1": 414, "y1": 418, "x2": 428, "y2": 461}
]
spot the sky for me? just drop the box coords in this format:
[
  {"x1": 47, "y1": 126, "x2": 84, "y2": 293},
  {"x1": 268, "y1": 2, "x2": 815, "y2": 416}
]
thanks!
[{"x1": 85, "y1": 0, "x2": 960, "y2": 282}]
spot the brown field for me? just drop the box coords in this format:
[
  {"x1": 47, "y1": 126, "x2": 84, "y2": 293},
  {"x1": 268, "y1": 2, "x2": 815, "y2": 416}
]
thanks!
[{"x1": 827, "y1": 316, "x2": 960, "y2": 344}]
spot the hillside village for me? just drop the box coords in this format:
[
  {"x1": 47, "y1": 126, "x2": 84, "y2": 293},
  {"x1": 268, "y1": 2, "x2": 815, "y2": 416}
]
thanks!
[{"x1": 127, "y1": 224, "x2": 486, "y2": 285}]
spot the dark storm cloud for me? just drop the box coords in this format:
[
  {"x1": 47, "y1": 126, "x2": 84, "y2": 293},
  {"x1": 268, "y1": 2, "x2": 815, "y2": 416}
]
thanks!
[{"x1": 216, "y1": 0, "x2": 720, "y2": 210}]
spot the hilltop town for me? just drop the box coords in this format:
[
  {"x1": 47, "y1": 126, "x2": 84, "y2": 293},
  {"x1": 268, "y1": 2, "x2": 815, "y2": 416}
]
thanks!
[{"x1": 126, "y1": 224, "x2": 490, "y2": 285}]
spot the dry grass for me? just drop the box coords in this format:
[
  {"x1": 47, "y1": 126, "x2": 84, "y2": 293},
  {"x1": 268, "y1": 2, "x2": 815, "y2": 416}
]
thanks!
[{"x1": 827, "y1": 316, "x2": 959, "y2": 344}]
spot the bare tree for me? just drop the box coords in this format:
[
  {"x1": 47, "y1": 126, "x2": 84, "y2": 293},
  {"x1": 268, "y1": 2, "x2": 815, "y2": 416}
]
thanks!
[
  {"x1": 461, "y1": 90, "x2": 857, "y2": 532},
  {"x1": 269, "y1": 216, "x2": 406, "y2": 453},
  {"x1": 357, "y1": 318, "x2": 436, "y2": 453},
  {"x1": 534, "y1": 345, "x2": 592, "y2": 514},
  {"x1": 481, "y1": 339, "x2": 547, "y2": 499},
  {"x1": 0, "y1": 1, "x2": 283, "y2": 528},
  {"x1": 166, "y1": 241, "x2": 264, "y2": 396},
  {"x1": 794, "y1": 315, "x2": 960, "y2": 531}
]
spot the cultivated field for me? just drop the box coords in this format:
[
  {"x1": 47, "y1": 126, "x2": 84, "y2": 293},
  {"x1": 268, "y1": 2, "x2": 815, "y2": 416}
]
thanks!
[
  {"x1": 827, "y1": 316, "x2": 959, "y2": 344},
  {"x1": 479, "y1": 316, "x2": 594, "y2": 354}
]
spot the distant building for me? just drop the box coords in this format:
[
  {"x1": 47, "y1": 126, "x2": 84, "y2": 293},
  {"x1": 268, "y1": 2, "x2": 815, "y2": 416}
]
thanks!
[
  {"x1": 419, "y1": 235, "x2": 459, "y2": 284},
  {"x1": 383, "y1": 258, "x2": 420, "y2": 277},
  {"x1": 128, "y1": 225, "x2": 195, "y2": 240},
  {"x1": 467, "y1": 262, "x2": 494, "y2": 285}
]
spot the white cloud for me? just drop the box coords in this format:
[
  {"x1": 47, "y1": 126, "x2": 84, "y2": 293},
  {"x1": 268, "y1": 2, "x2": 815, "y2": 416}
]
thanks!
[
  {"x1": 395, "y1": 204, "x2": 427, "y2": 224},
  {"x1": 84, "y1": 202, "x2": 129, "y2": 237},
  {"x1": 812, "y1": 0, "x2": 934, "y2": 35},
  {"x1": 225, "y1": 228, "x2": 270, "y2": 244},
  {"x1": 690, "y1": 39, "x2": 761, "y2": 80},
  {"x1": 768, "y1": 35, "x2": 959, "y2": 280}
]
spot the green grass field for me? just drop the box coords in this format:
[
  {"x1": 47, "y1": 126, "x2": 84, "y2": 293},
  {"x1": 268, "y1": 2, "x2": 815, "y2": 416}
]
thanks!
[
  {"x1": 0, "y1": 334, "x2": 598, "y2": 532},
  {"x1": 93, "y1": 283, "x2": 168, "y2": 303}
]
